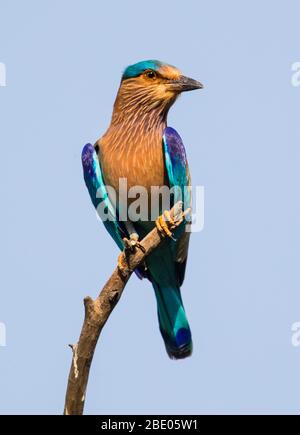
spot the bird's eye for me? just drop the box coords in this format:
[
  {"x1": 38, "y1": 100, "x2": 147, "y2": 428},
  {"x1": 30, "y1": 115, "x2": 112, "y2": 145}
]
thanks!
[{"x1": 145, "y1": 70, "x2": 157, "y2": 79}]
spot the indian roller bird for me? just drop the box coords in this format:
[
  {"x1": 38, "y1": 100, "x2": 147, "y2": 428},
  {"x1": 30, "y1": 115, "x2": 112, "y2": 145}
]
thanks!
[{"x1": 82, "y1": 60, "x2": 203, "y2": 359}]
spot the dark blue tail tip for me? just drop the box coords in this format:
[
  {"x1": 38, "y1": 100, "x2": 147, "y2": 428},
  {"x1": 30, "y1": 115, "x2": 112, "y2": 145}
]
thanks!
[
  {"x1": 164, "y1": 328, "x2": 193, "y2": 360},
  {"x1": 176, "y1": 328, "x2": 191, "y2": 347},
  {"x1": 166, "y1": 342, "x2": 193, "y2": 360}
]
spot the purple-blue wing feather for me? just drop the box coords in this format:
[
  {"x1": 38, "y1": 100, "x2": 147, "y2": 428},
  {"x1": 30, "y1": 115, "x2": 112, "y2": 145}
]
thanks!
[
  {"x1": 81, "y1": 143, "x2": 125, "y2": 250},
  {"x1": 163, "y1": 127, "x2": 192, "y2": 285}
]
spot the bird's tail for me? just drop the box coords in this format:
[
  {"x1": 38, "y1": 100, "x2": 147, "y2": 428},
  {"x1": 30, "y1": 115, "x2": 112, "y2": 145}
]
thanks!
[{"x1": 152, "y1": 281, "x2": 192, "y2": 359}]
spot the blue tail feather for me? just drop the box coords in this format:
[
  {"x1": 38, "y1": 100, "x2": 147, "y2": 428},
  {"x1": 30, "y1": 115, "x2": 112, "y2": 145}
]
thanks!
[{"x1": 153, "y1": 282, "x2": 192, "y2": 359}]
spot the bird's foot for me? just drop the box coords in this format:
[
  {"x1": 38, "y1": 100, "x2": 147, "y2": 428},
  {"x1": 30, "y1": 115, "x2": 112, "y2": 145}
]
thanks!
[
  {"x1": 123, "y1": 233, "x2": 146, "y2": 254},
  {"x1": 155, "y1": 210, "x2": 177, "y2": 241},
  {"x1": 117, "y1": 233, "x2": 146, "y2": 278}
]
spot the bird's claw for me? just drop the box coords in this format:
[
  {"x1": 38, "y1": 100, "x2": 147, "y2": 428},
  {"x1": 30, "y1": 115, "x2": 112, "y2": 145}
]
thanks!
[
  {"x1": 123, "y1": 233, "x2": 146, "y2": 254},
  {"x1": 155, "y1": 211, "x2": 177, "y2": 241},
  {"x1": 117, "y1": 233, "x2": 145, "y2": 278}
]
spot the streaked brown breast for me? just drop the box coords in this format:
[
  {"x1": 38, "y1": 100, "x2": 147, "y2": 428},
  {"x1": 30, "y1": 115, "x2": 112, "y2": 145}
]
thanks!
[{"x1": 97, "y1": 126, "x2": 168, "y2": 213}]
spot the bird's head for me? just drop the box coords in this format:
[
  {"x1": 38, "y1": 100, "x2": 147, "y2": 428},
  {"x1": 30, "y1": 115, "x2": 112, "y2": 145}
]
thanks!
[{"x1": 113, "y1": 60, "x2": 203, "y2": 120}]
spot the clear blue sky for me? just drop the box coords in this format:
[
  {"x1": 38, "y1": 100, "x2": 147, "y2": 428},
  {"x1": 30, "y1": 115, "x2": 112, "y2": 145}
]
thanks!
[{"x1": 1, "y1": 0, "x2": 300, "y2": 414}]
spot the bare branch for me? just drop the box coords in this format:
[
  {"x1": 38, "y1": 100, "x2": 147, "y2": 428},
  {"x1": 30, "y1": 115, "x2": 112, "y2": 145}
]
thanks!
[{"x1": 63, "y1": 202, "x2": 187, "y2": 415}]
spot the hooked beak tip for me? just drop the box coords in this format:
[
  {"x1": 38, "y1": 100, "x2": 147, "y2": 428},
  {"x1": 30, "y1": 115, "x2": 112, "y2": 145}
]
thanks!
[{"x1": 171, "y1": 75, "x2": 204, "y2": 92}]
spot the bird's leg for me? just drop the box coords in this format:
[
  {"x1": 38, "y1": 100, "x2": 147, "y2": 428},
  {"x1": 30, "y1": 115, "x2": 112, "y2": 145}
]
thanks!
[{"x1": 155, "y1": 210, "x2": 177, "y2": 241}]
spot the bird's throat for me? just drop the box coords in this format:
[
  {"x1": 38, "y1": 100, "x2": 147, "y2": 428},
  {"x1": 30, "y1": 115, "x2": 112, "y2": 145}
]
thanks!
[
  {"x1": 101, "y1": 92, "x2": 172, "y2": 152},
  {"x1": 98, "y1": 102, "x2": 170, "y2": 201}
]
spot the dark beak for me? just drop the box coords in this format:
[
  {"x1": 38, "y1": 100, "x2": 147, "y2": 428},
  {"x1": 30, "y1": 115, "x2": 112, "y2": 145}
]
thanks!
[{"x1": 170, "y1": 75, "x2": 204, "y2": 92}]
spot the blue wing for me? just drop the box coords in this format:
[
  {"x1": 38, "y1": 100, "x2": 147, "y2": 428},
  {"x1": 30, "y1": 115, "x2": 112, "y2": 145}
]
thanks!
[
  {"x1": 162, "y1": 127, "x2": 191, "y2": 213},
  {"x1": 162, "y1": 127, "x2": 192, "y2": 285},
  {"x1": 81, "y1": 143, "x2": 125, "y2": 250}
]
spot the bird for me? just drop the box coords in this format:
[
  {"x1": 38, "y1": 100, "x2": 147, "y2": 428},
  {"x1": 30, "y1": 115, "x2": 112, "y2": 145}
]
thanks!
[{"x1": 82, "y1": 60, "x2": 203, "y2": 359}]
